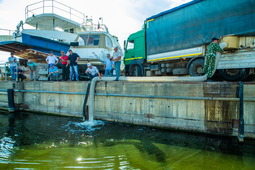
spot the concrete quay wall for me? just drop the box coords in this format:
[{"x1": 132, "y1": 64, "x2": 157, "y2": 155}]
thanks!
[{"x1": 0, "y1": 81, "x2": 254, "y2": 138}]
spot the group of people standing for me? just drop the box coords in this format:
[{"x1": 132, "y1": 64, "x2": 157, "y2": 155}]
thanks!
[
  {"x1": 46, "y1": 49, "x2": 80, "y2": 81},
  {"x1": 45, "y1": 46, "x2": 122, "y2": 81},
  {"x1": 8, "y1": 46, "x2": 122, "y2": 81}
]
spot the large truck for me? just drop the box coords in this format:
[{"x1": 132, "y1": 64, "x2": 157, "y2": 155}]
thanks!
[{"x1": 124, "y1": 0, "x2": 255, "y2": 81}]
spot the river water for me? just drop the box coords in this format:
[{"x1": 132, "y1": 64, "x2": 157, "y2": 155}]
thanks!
[{"x1": 0, "y1": 112, "x2": 254, "y2": 170}]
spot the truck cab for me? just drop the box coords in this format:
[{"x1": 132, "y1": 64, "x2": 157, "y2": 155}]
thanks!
[{"x1": 124, "y1": 29, "x2": 146, "y2": 76}]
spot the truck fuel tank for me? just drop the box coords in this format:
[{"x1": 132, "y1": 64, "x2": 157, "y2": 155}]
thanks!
[{"x1": 220, "y1": 36, "x2": 239, "y2": 50}]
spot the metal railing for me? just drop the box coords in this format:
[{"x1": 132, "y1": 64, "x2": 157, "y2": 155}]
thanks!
[
  {"x1": 0, "y1": 29, "x2": 15, "y2": 41},
  {"x1": 0, "y1": 62, "x2": 20, "y2": 81},
  {"x1": 0, "y1": 62, "x2": 10, "y2": 81},
  {"x1": 25, "y1": 0, "x2": 86, "y2": 24}
]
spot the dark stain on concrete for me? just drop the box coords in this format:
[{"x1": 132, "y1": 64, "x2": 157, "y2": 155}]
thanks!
[{"x1": 203, "y1": 82, "x2": 239, "y2": 134}]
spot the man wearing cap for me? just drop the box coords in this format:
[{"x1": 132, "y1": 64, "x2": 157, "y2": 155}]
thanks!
[
  {"x1": 111, "y1": 46, "x2": 122, "y2": 81},
  {"x1": 202, "y1": 37, "x2": 224, "y2": 78},
  {"x1": 67, "y1": 50, "x2": 80, "y2": 81},
  {"x1": 27, "y1": 59, "x2": 37, "y2": 81},
  {"x1": 85, "y1": 63, "x2": 101, "y2": 80},
  {"x1": 8, "y1": 52, "x2": 17, "y2": 81},
  {"x1": 48, "y1": 64, "x2": 59, "y2": 81}
]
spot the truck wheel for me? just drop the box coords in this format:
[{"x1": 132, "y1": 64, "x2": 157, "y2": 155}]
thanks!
[
  {"x1": 218, "y1": 68, "x2": 250, "y2": 81},
  {"x1": 130, "y1": 65, "x2": 142, "y2": 76},
  {"x1": 188, "y1": 58, "x2": 204, "y2": 76}
]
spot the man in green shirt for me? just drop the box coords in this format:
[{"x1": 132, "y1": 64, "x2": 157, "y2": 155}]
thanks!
[
  {"x1": 27, "y1": 59, "x2": 38, "y2": 81},
  {"x1": 202, "y1": 37, "x2": 224, "y2": 78}
]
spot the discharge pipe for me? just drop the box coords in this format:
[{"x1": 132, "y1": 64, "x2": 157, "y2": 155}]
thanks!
[{"x1": 88, "y1": 75, "x2": 207, "y2": 122}]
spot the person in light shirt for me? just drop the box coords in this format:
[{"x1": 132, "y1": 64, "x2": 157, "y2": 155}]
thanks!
[
  {"x1": 8, "y1": 52, "x2": 17, "y2": 81},
  {"x1": 46, "y1": 51, "x2": 58, "y2": 80},
  {"x1": 104, "y1": 54, "x2": 114, "y2": 76},
  {"x1": 85, "y1": 63, "x2": 101, "y2": 80},
  {"x1": 46, "y1": 51, "x2": 58, "y2": 67},
  {"x1": 27, "y1": 59, "x2": 37, "y2": 81},
  {"x1": 111, "y1": 46, "x2": 122, "y2": 81}
]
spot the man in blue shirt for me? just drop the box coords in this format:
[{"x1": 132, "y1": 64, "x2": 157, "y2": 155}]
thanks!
[
  {"x1": 27, "y1": 59, "x2": 37, "y2": 81},
  {"x1": 104, "y1": 54, "x2": 114, "y2": 76},
  {"x1": 8, "y1": 53, "x2": 17, "y2": 81},
  {"x1": 48, "y1": 64, "x2": 59, "y2": 81}
]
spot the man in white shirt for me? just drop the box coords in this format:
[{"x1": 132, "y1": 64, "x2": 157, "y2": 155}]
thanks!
[
  {"x1": 46, "y1": 51, "x2": 58, "y2": 67},
  {"x1": 85, "y1": 63, "x2": 101, "y2": 80},
  {"x1": 111, "y1": 46, "x2": 122, "y2": 81},
  {"x1": 46, "y1": 51, "x2": 58, "y2": 80}
]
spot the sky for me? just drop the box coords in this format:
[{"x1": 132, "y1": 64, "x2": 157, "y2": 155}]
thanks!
[{"x1": 0, "y1": 0, "x2": 192, "y2": 62}]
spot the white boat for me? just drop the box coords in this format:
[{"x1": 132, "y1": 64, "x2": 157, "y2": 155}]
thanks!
[{"x1": 0, "y1": 0, "x2": 121, "y2": 67}]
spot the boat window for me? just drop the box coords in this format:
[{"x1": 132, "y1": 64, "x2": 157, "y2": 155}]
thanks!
[
  {"x1": 105, "y1": 36, "x2": 113, "y2": 49},
  {"x1": 127, "y1": 40, "x2": 134, "y2": 50},
  {"x1": 79, "y1": 34, "x2": 100, "y2": 46}
]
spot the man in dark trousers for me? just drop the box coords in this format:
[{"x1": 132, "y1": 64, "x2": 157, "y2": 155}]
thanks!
[
  {"x1": 59, "y1": 50, "x2": 69, "y2": 81},
  {"x1": 67, "y1": 49, "x2": 80, "y2": 81}
]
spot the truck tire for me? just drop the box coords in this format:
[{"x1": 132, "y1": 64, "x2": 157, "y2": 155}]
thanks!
[
  {"x1": 188, "y1": 58, "x2": 204, "y2": 76},
  {"x1": 130, "y1": 65, "x2": 142, "y2": 76},
  {"x1": 218, "y1": 68, "x2": 250, "y2": 81}
]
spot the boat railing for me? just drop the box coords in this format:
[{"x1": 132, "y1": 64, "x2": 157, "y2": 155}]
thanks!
[
  {"x1": 0, "y1": 29, "x2": 15, "y2": 41},
  {"x1": 25, "y1": 0, "x2": 86, "y2": 24},
  {"x1": 81, "y1": 17, "x2": 109, "y2": 33},
  {"x1": 0, "y1": 62, "x2": 11, "y2": 81}
]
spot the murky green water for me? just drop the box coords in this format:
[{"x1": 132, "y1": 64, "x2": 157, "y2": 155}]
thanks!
[{"x1": 0, "y1": 112, "x2": 255, "y2": 170}]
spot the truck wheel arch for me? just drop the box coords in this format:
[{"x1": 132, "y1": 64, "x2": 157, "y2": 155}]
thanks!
[
  {"x1": 187, "y1": 56, "x2": 204, "y2": 69},
  {"x1": 187, "y1": 57, "x2": 205, "y2": 76},
  {"x1": 129, "y1": 64, "x2": 143, "y2": 76}
]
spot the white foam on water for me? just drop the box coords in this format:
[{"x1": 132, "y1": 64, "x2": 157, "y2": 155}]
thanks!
[
  {"x1": 64, "y1": 120, "x2": 105, "y2": 133},
  {"x1": 0, "y1": 137, "x2": 15, "y2": 161}
]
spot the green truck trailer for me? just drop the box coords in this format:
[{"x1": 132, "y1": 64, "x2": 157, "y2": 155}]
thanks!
[{"x1": 124, "y1": 0, "x2": 255, "y2": 81}]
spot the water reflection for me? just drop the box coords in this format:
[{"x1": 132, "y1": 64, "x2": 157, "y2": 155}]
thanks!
[{"x1": 0, "y1": 112, "x2": 254, "y2": 169}]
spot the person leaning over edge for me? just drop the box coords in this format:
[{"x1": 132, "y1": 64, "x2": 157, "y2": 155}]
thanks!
[
  {"x1": 202, "y1": 37, "x2": 224, "y2": 79},
  {"x1": 85, "y1": 63, "x2": 101, "y2": 80},
  {"x1": 111, "y1": 46, "x2": 122, "y2": 81},
  {"x1": 67, "y1": 49, "x2": 80, "y2": 81},
  {"x1": 27, "y1": 59, "x2": 38, "y2": 81}
]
